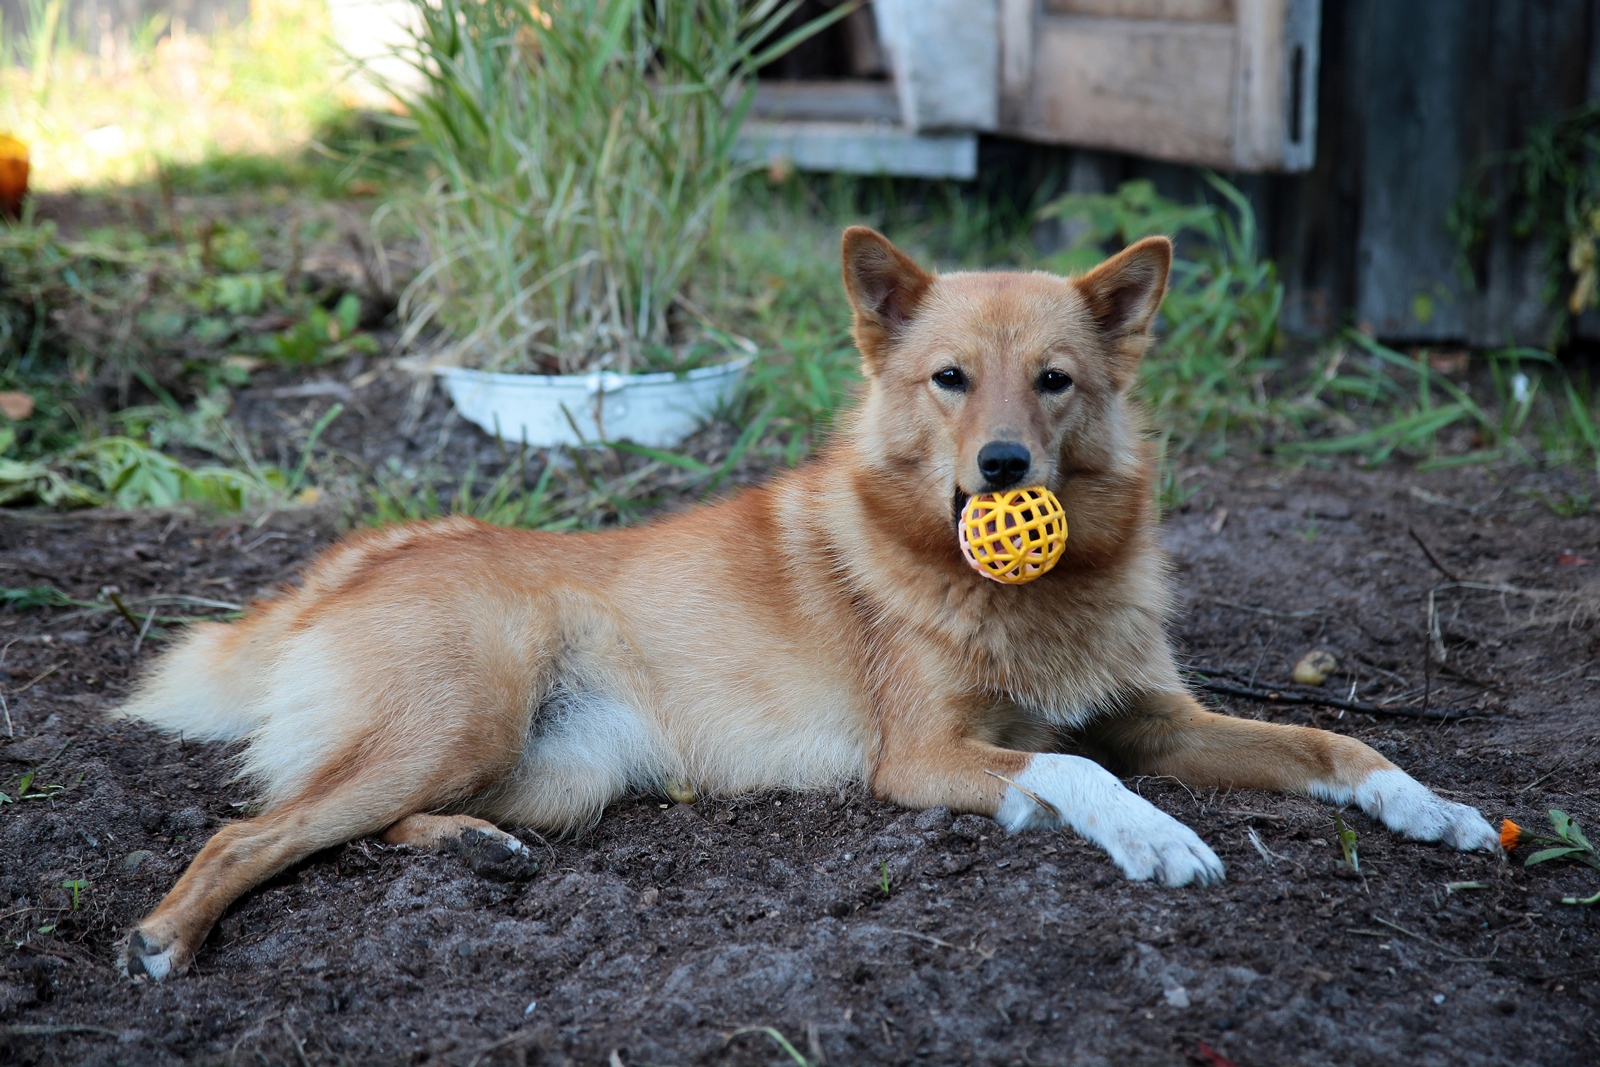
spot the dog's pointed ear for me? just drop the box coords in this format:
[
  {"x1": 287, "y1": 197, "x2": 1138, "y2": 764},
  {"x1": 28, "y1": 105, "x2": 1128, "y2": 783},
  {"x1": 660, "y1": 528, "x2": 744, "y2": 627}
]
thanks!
[
  {"x1": 1074, "y1": 236, "x2": 1171, "y2": 388},
  {"x1": 841, "y1": 226, "x2": 934, "y2": 370}
]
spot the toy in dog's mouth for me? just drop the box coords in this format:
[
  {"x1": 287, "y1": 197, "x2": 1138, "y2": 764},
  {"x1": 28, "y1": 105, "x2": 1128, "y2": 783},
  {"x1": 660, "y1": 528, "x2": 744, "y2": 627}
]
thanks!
[{"x1": 956, "y1": 486, "x2": 1067, "y2": 584}]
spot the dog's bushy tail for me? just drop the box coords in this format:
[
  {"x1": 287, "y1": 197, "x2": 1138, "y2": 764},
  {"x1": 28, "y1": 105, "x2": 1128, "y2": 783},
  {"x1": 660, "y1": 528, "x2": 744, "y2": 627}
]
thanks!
[{"x1": 117, "y1": 620, "x2": 274, "y2": 744}]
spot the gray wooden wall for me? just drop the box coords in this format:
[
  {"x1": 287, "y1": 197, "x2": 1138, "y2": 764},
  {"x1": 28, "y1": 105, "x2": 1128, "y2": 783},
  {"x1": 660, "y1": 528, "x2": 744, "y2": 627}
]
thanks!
[{"x1": 1028, "y1": 0, "x2": 1600, "y2": 347}]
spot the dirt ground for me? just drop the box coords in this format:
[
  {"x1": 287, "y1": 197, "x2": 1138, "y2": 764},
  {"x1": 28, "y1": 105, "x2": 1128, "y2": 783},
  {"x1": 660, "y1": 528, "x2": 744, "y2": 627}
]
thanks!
[{"x1": 1, "y1": 367, "x2": 1598, "y2": 1067}]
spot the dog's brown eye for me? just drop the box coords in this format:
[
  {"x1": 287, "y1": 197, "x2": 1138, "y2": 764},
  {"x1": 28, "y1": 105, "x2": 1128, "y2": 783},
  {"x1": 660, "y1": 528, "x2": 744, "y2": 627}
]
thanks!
[
  {"x1": 933, "y1": 368, "x2": 967, "y2": 391},
  {"x1": 1038, "y1": 369, "x2": 1073, "y2": 393}
]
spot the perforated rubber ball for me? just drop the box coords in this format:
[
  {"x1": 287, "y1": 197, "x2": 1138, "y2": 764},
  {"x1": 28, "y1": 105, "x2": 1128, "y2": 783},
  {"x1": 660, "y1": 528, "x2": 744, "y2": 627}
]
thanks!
[{"x1": 957, "y1": 486, "x2": 1067, "y2": 585}]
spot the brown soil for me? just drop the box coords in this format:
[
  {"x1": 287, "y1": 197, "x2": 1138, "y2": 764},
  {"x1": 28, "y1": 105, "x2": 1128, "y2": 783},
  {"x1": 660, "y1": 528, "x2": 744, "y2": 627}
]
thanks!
[{"x1": 1, "y1": 372, "x2": 1598, "y2": 1067}]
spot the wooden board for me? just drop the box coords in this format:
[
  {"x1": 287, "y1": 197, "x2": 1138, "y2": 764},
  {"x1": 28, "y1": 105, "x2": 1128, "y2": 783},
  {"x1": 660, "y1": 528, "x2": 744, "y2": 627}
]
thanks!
[
  {"x1": 1002, "y1": 0, "x2": 1320, "y2": 172},
  {"x1": 1021, "y1": 15, "x2": 1239, "y2": 167},
  {"x1": 748, "y1": 82, "x2": 901, "y2": 124},
  {"x1": 735, "y1": 120, "x2": 978, "y2": 179},
  {"x1": 1046, "y1": 0, "x2": 1234, "y2": 21}
]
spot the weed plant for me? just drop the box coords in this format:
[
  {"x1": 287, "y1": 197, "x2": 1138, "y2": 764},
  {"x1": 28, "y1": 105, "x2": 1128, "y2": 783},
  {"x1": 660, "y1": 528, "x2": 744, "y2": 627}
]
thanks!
[
  {"x1": 1038, "y1": 175, "x2": 1285, "y2": 458},
  {"x1": 391, "y1": 0, "x2": 850, "y2": 376},
  {"x1": 1451, "y1": 102, "x2": 1600, "y2": 332}
]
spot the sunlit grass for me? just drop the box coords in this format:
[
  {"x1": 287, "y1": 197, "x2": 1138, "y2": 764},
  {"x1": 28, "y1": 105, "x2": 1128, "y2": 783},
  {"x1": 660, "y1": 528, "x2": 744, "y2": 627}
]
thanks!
[{"x1": 0, "y1": 0, "x2": 344, "y2": 192}]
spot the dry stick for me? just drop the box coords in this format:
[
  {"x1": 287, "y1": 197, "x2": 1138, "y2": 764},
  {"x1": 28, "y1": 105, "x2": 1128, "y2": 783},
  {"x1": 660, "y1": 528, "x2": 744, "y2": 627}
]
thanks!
[
  {"x1": 105, "y1": 590, "x2": 142, "y2": 632},
  {"x1": 1408, "y1": 526, "x2": 1462, "y2": 582},
  {"x1": 1408, "y1": 527, "x2": 1458, "y2": 716},
  {"x1": 1370, "y1": 916, "x2": 1600, "y2": 983},
  {"x1": 0, "y1": 637, "x2": 15, "y2": 737},
  {"x1": 10, "y1": 664, "x2": 61, "y2": 696},
  {"x1": 888, "y1": 928, "x2": 961, "y2": 951},
  {"x1": 1185, "y1": 666, "x2": 1483, "y2": 721},
  {"x1": 0, "y1": 1024, "x2": 119, "y2": 1038}
]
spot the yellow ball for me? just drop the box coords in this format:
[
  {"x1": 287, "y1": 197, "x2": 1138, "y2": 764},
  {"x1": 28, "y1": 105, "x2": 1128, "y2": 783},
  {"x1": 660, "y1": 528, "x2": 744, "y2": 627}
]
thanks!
[{"x1": 958, "y1": 486, "x2": 1067, "y2": 584}]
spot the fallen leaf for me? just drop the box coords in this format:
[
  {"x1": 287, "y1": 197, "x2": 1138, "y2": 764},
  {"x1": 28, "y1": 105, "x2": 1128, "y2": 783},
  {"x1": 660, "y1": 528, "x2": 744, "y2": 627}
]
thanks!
[{"x1": 0, "y1": 390, "x2": 35, "y2": 420}]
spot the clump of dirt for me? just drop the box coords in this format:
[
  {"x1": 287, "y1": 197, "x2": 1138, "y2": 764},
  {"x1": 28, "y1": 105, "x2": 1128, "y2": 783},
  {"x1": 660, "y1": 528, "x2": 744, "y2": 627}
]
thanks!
[{"x1": 1, "y1": 450, "x2": 1598, "y2": 1066}]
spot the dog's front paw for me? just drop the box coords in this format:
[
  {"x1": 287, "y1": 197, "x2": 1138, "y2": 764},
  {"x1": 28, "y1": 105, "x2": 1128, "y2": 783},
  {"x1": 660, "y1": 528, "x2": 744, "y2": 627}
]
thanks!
[
  {"x1": 1094, "y1": 802, "x2": 1227, "y2": 887},
  {"x1": 121, "y1": 927, "x2": 187, "y2": 981},
  {"x1": 445, "y1": 827, "x2": 540, "y2": 881},
  {"x1": 996, "y1": 753, "x2": 1225, "y2": 887},
  {"x1": 1355, "y1": 769, "x2": 1499, "y2": 852}
]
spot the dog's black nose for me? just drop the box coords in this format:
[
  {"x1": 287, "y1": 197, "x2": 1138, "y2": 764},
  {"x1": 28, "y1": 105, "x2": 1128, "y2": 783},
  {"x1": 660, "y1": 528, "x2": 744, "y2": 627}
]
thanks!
[{"x1": 977, "y1": 441, "x2": 1031, "y2": 490}]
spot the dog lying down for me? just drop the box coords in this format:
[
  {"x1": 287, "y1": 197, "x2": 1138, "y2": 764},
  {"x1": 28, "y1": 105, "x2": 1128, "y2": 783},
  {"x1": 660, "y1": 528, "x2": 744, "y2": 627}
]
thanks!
[{"x1": 115, "y1": 228, "x2": 1499, "y2": 979}]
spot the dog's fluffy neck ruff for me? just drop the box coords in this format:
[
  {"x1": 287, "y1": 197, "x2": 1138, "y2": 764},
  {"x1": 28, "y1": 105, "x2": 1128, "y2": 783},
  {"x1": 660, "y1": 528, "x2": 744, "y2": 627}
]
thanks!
[{"x1": 780, "y1": 427, "x2": 1180, "y2": 718}]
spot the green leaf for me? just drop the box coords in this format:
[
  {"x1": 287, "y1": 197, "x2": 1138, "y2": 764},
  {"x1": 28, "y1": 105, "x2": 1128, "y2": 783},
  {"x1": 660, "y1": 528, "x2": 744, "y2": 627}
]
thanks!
[
  {"x1": 1525, "y1": 846, "x2": 1583, "y2": 866},
  {"x1": 1549, "y1": 809, "x2": 1592, "y2": 852}
]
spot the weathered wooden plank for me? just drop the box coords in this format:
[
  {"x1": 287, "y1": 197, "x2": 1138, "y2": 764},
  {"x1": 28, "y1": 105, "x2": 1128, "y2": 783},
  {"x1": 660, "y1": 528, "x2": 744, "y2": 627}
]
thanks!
[
  {"x1": 1233, "y1": 0, "x2": 1319, "y2": 171},
  {"x1": 735, "y1": 120, "x2": 979, "y2": 179},
  {"x1": 874, "y1": 0, "x2": 1001, "y2": 132},
  {"x1": 1046, "y1": 0, "x2": 1234, "y2": 20},
  {"x1": 1354, "y1": 2, "x2": 1485, "y2": 339},
  {"x1": 1020, "y1": 14, "x2": 1239, "y2": 167},
  {"x1": 999, "y1": 0, "x2": 1037, "y2": 129},
  {"x1": 748, "y1": 82, "x2": 901, "y2": 124},
  {"x1": 1355, "y1": 0, "x2": 1592, "y2": 344}
]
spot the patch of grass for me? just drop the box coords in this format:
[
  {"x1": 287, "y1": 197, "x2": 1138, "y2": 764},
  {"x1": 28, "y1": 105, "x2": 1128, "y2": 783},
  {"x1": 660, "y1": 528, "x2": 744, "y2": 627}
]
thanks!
[
  {"x1": 391, "y1": 0, "x2": 852, "y2": 375},
  {"x1": 363, "y1": 449, "x2": 576, "y2": 531},
  {"x1": 0, "y1": 770, "x2": 62, "y2": 803},
  {"x1": 1039, "y1": 174, "x2": 1286, "y2": 458},
  {"x1": 1289, "y1": 335, "x2": 1600, "y2": 472},
  {"x1": 0, "y1": 212, "x2": 378, "y2": 459},
  {"x1": 0, "y1": 0, "x2": 345, "y2": 193}
]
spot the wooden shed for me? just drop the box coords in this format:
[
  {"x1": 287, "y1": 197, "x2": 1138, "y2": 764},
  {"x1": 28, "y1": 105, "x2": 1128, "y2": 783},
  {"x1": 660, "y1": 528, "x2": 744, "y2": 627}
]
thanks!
[{"x1": 745, "y1": 0, "x2": 1600, "y2": 347}]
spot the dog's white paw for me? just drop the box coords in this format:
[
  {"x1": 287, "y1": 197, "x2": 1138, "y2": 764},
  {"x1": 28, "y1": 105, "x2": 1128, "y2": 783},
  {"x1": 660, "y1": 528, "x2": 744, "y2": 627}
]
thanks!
[
  {"x1": 1093, "y1": 802, "x2": 1227, "y2": 887},
  {"x1": 1328, "y1": 769, "x2": 1499, "y2": 852},
  {"x1": 996, "y1": 753, "x2": 1225, "y2": 887}
]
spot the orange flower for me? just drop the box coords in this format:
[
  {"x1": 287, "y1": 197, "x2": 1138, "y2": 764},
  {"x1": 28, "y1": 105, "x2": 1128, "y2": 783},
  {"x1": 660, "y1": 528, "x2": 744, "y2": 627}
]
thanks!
[{"x1": 1500, "y1": 819, "x2": 1522, "y2": 851}]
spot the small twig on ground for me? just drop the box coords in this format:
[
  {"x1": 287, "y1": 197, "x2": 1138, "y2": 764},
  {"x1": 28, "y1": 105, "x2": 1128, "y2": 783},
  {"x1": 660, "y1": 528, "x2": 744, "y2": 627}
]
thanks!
[
  {"x1": 1371, "y1": 916, "x2": 1496, "y2": 963},
  {"x1": 105, "y1": 590, "x2": 143, "y2": 632},
  {"x1": 0, "y1": 637, "x2": 15, "y2": 736},
  {"x1": 1519, "y1": 740, "x2": 1597, "y2": 793},
  {"x1": 9, "y1": 663, "x2": 62, "y2": 696},
  {"x1": 1185, "y1": 666, "x2": 1483, "y2": 721},
  {"x1": 281, "y1": 1020, "x2": 312, "y2": 1067},
  {"x1": 1408, "y1": 526, "x2": 1462, "y2": 582},
  {"x1": 0, "y1": 1024, "x2": 119, "y2": 1038},
  {"x1": 1208, "y1": 598, "x2": 1325, "y2": 619},
  {"x1": 888, "y1": 928, "x2": 960, "y2": 951},
  {"x1": 1246, "y1": 826, "x2": 1305, "y2": 877}
]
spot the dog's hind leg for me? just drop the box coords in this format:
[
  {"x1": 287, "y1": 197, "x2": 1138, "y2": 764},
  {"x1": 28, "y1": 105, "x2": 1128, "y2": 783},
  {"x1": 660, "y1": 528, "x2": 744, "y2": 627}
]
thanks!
[
  {"x1": 122, "y1": 732, "x2": 525, "y2": 980},
  {"x1": 1081, "y1": 689, "x2": 1498, "y2": 852},
  {"x1": 381, "y1": 814, "x2": 538, "y2": 880}
]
